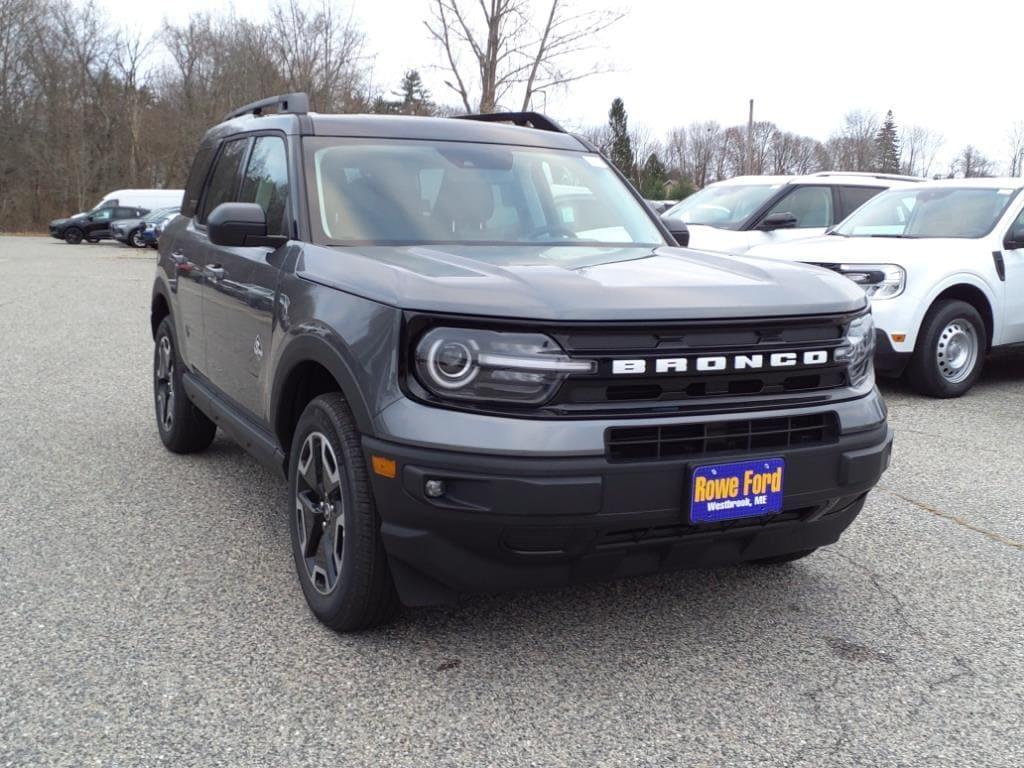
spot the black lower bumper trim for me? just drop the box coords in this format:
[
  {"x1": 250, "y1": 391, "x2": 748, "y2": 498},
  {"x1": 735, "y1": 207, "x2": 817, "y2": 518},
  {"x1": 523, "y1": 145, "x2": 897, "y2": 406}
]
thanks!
[
  {"x1": 364, "y1": 423, "x2": 892, "y2": 606},
  {"x1": 874, "y1": 329, "x2": 911, "y2": 377}
]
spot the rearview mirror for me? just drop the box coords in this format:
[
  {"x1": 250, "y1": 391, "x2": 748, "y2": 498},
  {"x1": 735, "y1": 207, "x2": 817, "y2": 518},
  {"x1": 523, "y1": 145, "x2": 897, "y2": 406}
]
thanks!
[
  {"x1": 660, "y1": 215, "x2": 690, "y2": 248},
  {"x1": 758, "y1": 212, "x2": 799, "y2": 231},
  {"x1": 208, "y1": 203, "x2": 285, "y2": 248}
]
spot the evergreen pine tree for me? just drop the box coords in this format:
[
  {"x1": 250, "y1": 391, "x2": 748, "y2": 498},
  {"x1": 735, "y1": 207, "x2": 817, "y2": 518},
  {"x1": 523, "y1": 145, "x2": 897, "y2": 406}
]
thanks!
[
  {"x1": 607, "y1": 98, "x2": 635, "y2": 179},
  {"x1": 876, "y1": 110, "x2": 900, "y2": 173},
  {"x1": 397, "y1": 70, "x2": 430, "y2": 106},
  {"x1": 638, "y1": 153, "x2": 668, "y2": 198}
]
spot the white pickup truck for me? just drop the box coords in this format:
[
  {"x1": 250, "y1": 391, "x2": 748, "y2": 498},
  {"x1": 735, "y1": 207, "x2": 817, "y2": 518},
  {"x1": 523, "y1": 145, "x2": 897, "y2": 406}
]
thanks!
[{"x1": 748, "y1": 178, "x2": 1024, "y2": 397}]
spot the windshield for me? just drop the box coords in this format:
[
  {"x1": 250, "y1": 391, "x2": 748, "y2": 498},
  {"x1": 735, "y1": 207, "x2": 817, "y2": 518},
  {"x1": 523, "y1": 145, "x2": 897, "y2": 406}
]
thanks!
[
  {"x1": 834, "y1": 187, "x2": 1019, "y2": 238},
  {"x1": 663, "y1": 184, "x2": 781, "y2": 229},
  {"x1": 305, "y1": 138, "x2": 664, "y2": 247},
  {"x1": 145, "y1": 207, "x2": 178, "y2": 223}
]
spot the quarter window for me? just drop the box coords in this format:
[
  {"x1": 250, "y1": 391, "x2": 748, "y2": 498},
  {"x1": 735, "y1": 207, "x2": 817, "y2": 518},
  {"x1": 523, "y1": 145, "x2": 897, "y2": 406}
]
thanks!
[
  {"x1": 199, "y1": 138, "x2": 250, "y2": 225},
  {"x1": 762, "y1": 185, "x2": 833, "y2": 228},
  {"x1": 239, "y1": 136, "x2": 290, "y2": 236}
]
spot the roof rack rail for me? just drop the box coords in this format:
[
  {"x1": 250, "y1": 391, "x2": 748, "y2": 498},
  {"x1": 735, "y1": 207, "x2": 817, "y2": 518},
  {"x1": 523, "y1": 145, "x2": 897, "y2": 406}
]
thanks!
[
  {"x1": 224, "y1": 92, "x2": 310, "y2": 122},
  {"x1": 454, "y1": 111, "x2": 566, "y2": 133},
  {"x1": 810, "y1": 171, "x2": 924, "y2": 182}
]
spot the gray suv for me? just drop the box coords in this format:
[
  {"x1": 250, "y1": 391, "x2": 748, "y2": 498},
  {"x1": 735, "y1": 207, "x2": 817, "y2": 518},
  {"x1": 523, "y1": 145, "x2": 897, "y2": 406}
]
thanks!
[{"x1": 151, "y1": 93, "x2": 892, "y2": 631}]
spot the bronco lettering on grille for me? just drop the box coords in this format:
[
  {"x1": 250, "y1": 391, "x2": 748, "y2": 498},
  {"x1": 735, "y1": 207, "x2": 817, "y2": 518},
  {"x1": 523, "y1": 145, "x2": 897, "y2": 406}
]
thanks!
[{"x1": 610, "y1": 350, "x2": 832, "y2": 375}]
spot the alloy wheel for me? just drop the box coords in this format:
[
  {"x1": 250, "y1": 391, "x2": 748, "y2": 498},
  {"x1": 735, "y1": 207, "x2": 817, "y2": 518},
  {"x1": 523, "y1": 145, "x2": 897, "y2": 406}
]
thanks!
[
  {"x1": 131, "y1": 230, "x2": 145, "y2": 248},
  {"x1": 295, "y1": 431, "x2": 346, "y2": 595},
  {"x1": 155, "y1": 335, "x2": 175, "y2": 432}
]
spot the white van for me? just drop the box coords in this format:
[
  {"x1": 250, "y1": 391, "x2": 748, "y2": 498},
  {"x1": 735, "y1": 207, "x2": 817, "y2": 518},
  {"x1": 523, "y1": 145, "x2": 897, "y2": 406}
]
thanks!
[{"x1": 95, "y1": 189, "x2": 184, "y2": 211}]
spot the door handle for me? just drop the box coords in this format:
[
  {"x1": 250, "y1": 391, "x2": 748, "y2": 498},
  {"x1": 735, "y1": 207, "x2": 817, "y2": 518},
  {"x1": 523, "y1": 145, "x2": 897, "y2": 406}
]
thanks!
[
  {"x1": 170, "y1": 251, "x2": 187, "y2": 265},
  {"x1": 206, "y1": 265, "x2": 225, "y2": 279}
]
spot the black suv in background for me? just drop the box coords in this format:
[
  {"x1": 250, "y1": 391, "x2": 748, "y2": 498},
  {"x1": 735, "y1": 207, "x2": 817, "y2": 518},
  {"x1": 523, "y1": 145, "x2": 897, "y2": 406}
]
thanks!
[
  {"x1": 151, "y1": 94, "x2": 892, "y2": 631},
  {"x1": 49, "y1": 205, "x2": 148, "y2": 244}
]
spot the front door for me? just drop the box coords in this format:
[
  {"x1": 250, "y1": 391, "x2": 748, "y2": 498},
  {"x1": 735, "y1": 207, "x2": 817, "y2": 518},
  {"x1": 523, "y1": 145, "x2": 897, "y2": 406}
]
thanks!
[
  {"x1": 84, "y1": 208, "x2": 114, "y2": 238},
  {"x1": 749, "y1": 184, "x2": 834, "y2": 248},
  {"x1": 203, "y1": 134, "x2": 292, "y2": 423},
  {"x1": 998, "y1": 203, "x2": 1024, "y2": 343}
]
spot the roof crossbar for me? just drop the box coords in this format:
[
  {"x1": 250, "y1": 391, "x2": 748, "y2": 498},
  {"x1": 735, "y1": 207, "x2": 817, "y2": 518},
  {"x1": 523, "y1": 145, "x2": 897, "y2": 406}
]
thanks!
[
  {"x1": 224, "y1": 92, "x2": 310, "y2": 122},
  {"x1": 454, "y1": 111, "x2": 566, "y2": 134}
]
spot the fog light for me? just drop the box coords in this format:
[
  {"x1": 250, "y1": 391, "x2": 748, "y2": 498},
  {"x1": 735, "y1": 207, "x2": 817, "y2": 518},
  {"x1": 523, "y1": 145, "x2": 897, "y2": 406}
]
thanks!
[{"x1": 424, "y1": 479, "x2": 446, "y2": 498}]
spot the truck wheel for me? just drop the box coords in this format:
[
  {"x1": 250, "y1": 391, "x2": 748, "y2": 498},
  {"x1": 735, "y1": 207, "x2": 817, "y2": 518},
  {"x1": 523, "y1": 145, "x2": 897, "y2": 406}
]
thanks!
[
  {"x1": 288, "y1": 393, "x2": 398, "y2": 631},
  {"x1": 153, "y1": 316, "x2": 216, "y2": 453},
  {"x1": 907, "y1": 300, "x2": 985, "y2": 398},
  {"x1": 64, "y1": 228, "x2": 83, "y2": 244},
  {"x1": 130, "y1": 230, "x2": 146, "y2": 248},
  {"x1": 751, "y1": 548, "x2": 818, "y2": 565}
]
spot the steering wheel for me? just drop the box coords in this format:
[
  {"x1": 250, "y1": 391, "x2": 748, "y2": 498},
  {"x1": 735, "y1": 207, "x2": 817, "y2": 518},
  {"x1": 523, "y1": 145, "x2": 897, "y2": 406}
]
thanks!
[{"x1": 528, "y1": 223, "x2": 578, "y2": 241}]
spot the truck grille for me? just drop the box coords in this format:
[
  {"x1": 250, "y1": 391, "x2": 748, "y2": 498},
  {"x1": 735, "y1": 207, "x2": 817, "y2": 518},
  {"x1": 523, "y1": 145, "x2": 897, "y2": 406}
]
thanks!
[
  {"x1": 548, "y1": 315, "x2": 853, "y2": 415},
  {"x1": 605, "y1": 412, "x2": 839, "y2": 462}
]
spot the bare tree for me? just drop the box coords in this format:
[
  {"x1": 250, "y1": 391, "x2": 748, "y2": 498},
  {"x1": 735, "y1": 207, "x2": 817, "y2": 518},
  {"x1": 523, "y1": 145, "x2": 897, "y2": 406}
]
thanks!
[
  {"x1": 899, "y1": 125, "x2": 943, "y2": 178},
  {"x1": 952, "y1": 145, "x2": 995, "y2": 178},
  {"x1": 826, "y1": 110, "x2": 880, "y2": 171},
  {"x1": 424, "y1": 0, "x2": 623, "y2": 113},
  {"x1": 1009, "y1": 122, "x2": 1024, "y2": 177}
]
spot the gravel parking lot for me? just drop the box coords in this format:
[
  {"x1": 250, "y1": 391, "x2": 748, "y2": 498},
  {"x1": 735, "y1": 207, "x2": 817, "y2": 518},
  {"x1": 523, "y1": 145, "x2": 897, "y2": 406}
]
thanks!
[{"x1": 1, "y1": 235, "x2": 1022, "y2": 767}]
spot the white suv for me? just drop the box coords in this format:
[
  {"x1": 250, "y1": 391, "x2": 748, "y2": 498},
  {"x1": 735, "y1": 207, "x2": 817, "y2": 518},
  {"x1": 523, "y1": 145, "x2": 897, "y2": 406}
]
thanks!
[
  {"x1": 662, "y1": 172, "x2": 922, "y2": 254},
  {"x1": 747, "y1": 178, "x2": 1024, "y2": 397}
]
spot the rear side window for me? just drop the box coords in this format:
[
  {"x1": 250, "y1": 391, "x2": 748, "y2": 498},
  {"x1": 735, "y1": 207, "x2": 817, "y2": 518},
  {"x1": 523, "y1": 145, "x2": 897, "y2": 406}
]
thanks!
[
  {"x1": 199, "y1": 139, "x2": 250, "y2": 224},
  {"x1": 838, "y1": 186, "x2": 884, "y2": 220},
  {"x1": 239, "y1": 136, "x2": 290, "y2": 236}
]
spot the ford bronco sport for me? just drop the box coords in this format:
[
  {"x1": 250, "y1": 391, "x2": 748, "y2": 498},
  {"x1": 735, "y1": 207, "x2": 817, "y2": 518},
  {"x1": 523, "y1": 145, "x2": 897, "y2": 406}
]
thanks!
[{"x1": 151, "y1": 93, "x2": 892, "y2": 631}]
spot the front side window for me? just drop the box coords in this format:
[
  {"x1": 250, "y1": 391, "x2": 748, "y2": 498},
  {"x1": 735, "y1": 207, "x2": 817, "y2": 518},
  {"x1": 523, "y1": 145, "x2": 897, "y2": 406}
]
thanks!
[
  {"x1": 761, "y1": 185, "x2": 833, "y2": 228},
  {"x1": 200, "y1": 138, "x2": 250, "y2": 224},
  {"x1": 835, "y1": 187, "x2": 1020, "y2": 239},
  {"x1": 239, "y1": 136, "x2": 290, "y2": 236},
  {"x1": 92, "y1": 209, "x2": 113, "y2": 222},
  {"x1": 306, "y1": 138, "x2": 664, "y2": 246},
  {"x1": 664, "y1": 184, "x2": 781, "y2": 229}
]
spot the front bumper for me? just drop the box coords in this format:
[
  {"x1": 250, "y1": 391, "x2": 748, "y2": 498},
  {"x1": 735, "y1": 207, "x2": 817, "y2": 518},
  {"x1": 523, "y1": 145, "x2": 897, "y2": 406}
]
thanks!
[
  {"x1": 364, "y1": 420, "x2": 893, "y2": 606},
  {"x1": 874, "y1": 329, "x2": 912, "y2": 377}
]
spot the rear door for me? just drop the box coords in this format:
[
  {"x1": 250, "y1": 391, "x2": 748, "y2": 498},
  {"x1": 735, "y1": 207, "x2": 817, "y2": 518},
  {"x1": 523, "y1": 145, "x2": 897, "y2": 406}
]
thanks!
[{"x1": 202, "y1": 134, "x2": 292, "y2": 421}]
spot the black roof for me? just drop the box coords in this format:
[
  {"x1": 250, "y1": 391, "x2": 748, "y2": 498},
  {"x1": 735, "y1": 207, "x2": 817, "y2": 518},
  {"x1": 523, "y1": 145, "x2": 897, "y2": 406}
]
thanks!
[{"x1": 205, "y1": 111, "x2": 587, "y2": 152}]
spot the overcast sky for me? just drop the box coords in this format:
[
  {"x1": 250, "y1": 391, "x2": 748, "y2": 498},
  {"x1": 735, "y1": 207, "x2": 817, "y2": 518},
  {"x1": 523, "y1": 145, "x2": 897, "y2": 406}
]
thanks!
[{"x1": 98, "y1": 0, "x2": 1023, "y2": 174}]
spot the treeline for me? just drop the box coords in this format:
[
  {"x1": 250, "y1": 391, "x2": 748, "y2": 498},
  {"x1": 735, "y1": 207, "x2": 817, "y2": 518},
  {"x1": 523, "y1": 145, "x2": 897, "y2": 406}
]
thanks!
[
  {"x1": 2, "y1": 0, "x2": 1023, "y2": 229},
  {"x1": 0, "y1": 0, "x2": 431, "y2": 228},
  {"x1": 582, "y1": 100, "x2": 1023, "y2": 201}
]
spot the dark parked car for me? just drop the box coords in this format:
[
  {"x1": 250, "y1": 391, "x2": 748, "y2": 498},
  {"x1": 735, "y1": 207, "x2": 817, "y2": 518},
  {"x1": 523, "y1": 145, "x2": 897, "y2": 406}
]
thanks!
[
  {"x1": 112, "y1": 207, "x2": 179, "y2": 248},
  {"x1": 151, "y1": 93, "x2": 891, "y2": 631},
  {"x1": 49, "y1": 205, "x2": 148, "y2": 244},
  {"x1": 140, "y1": 209, "x2": 181, "y2": 249}
]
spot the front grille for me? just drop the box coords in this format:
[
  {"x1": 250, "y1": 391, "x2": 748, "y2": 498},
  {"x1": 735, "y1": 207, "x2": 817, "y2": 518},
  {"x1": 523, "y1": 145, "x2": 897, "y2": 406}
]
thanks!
[
  {"x1": 547, "y1": 315, "x2": 854, "y2": 414},
  {"x1": 605, "y1": 412, "x2": 839, "y2": 462}
]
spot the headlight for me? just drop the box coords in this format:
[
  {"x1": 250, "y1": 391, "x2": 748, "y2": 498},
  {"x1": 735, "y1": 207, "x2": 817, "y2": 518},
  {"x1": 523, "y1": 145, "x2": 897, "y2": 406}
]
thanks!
[
  {"x1": 837, "y1": 264, "x2": 905, "y2": 300},
  {"x1": 413, "y1": 327, "x2": 595, "y2": 405},
  {"x1": 835, "y1": 313, "x2": 875, "y2": 387}
]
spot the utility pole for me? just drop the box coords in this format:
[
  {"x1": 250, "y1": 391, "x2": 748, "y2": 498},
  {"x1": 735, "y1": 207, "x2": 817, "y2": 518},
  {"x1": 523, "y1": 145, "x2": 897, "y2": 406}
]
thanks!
[{"x1": 746, "y1": 99, "x2": 754, "y2": 175}]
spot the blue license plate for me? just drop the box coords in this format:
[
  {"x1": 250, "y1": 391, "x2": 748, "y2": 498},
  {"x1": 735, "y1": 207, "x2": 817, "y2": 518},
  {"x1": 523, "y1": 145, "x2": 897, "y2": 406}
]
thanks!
[{"x1": 690, "y1": 458, "x2": 785, "y2": 524}]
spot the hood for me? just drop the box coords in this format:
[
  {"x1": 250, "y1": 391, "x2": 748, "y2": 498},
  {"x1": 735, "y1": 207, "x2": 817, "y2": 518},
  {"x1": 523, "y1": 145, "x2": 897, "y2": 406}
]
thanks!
[
  {"x1": 296, "y1": 243, "x2": 866, "y2": 321},
  {"x1": 748, "y1": 234, "x2": 975, "y2": 265}
]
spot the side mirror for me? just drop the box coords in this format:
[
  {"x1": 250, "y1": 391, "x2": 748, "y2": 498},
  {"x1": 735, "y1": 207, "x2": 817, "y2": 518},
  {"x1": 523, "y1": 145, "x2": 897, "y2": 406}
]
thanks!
[
  {"x1": 208, "y1": 202, "x2": 285, "y2": 248},
  {"x1": 1005, "y1": 224, "x2": 1024, "y2": 250},
  {"x1": 758, "y1": 211, "x2": 799, "y2": 231},
  {"x1": 660, "y1": 215, "x2": 690, "y2": 248}
]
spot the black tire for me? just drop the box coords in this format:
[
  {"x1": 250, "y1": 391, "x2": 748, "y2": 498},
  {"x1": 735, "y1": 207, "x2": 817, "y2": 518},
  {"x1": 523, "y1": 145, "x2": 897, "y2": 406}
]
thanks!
[
  {"x1": 64, "y1": 227, "x2": 83, "y2": 244},
  {"x1": 751, "y1": 548, "x2": 818, "y2": 565},
  {"x1": 288, "y1": 393, "x2": 398, "y2": 631},
  {"x1": 906, "y1": 299, "x2": 985, "y2": 398},
  {"x1": 153, "y1": 316, "x2": 216, "y2": 453},
  {"x1": 130, "y1": 229, "x2": 146, "y2": 248}
]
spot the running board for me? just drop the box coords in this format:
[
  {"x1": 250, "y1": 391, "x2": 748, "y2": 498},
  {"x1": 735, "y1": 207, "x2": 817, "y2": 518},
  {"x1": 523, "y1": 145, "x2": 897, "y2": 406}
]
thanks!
[{"x1": 182, "y1": 371, "x2": 287, "y2": 479}]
